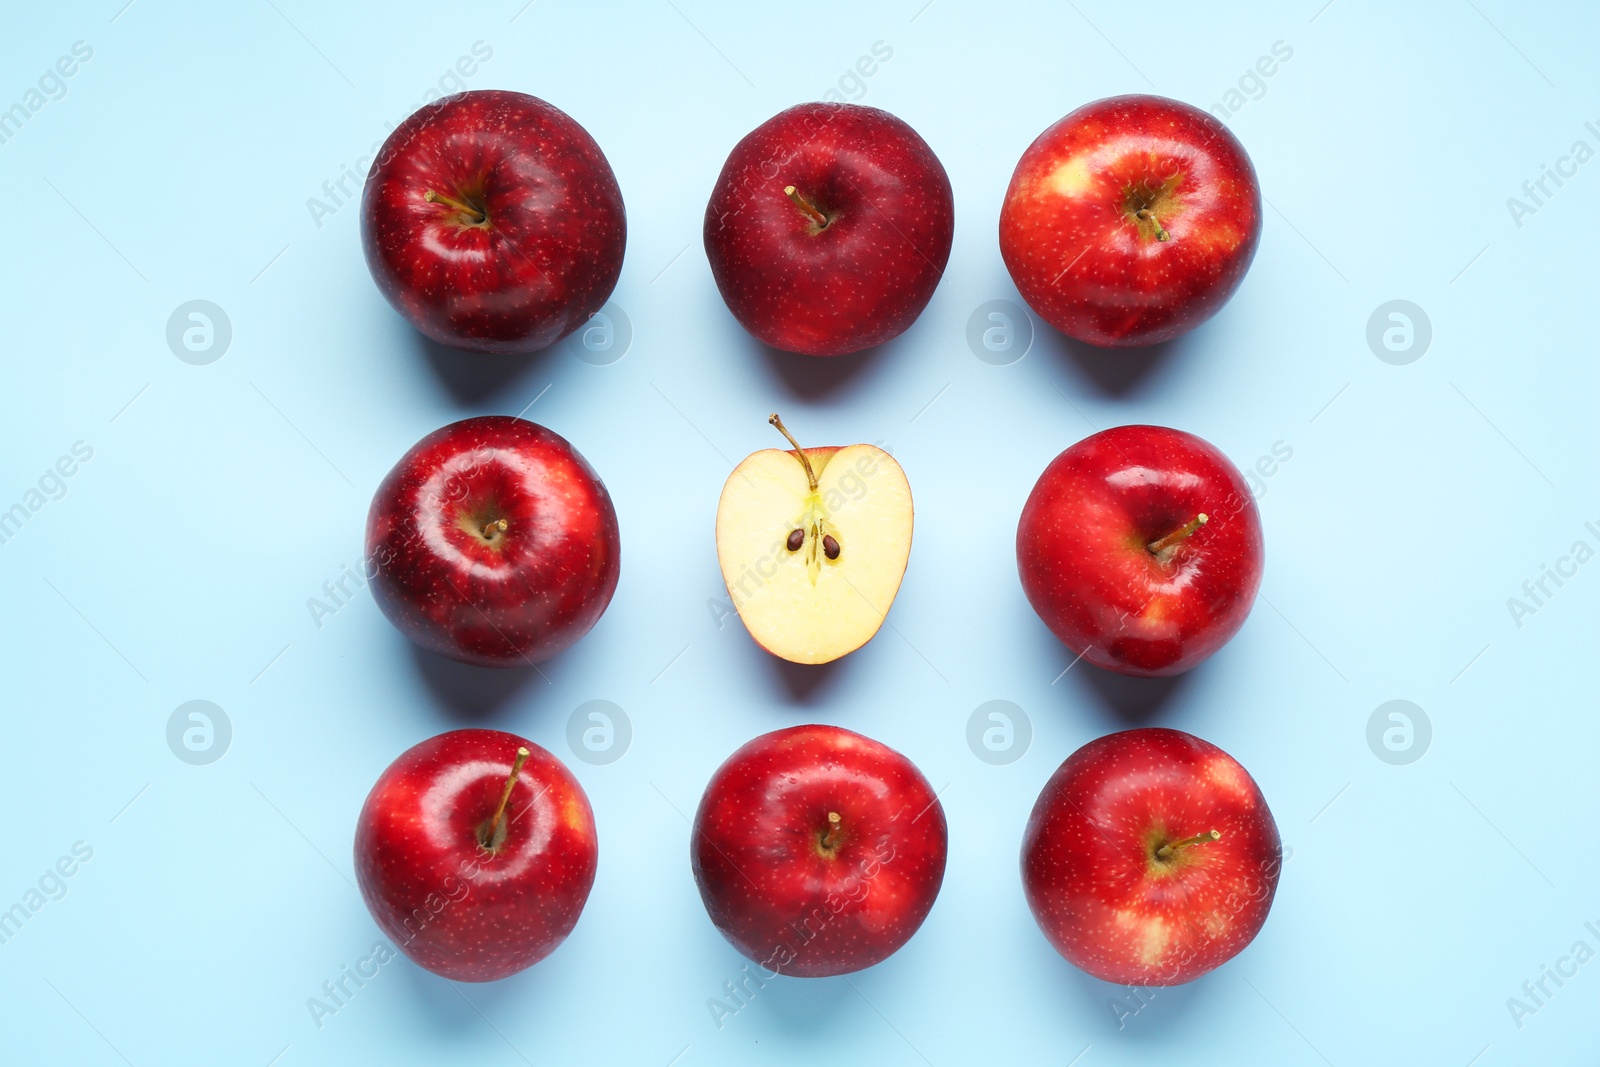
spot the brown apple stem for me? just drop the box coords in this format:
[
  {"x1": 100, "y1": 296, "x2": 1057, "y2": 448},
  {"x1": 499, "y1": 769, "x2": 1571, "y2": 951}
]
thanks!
[
  {"x1": 481, "y1": 518, "x2": 509, "y2": 540},
  {"x1": 820, "y1": 811, "x2": 843, "y2": 850},
  {"x1": 1135, "y1": 208, "x2": 1170, "y2": 242},
  {"x1": 423, "y1": 189, "x2": 486, "y2": 224},
  {"x1": 1148, "y1": 513, "x2": 1208, "y2": 556},
  {"x1": 783, "y1": 185, "x2": 829, "y2": 228},
  {"x1": 486, "y1": 746, "x2": 531, "y2": 844},
  {"x1": 768, "y1": 414, "x2": 819, "y2": 491},
  {"x1": 1156, "y1": 829, "x2": 1221, "y2": 861}
]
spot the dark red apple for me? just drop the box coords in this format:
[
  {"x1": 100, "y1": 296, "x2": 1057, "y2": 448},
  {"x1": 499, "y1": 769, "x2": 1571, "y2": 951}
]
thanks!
[
  {"x1": 691, "y1": 725, "x2": 947, "y2": 977},
  {"x1": 362, "y1": 89, "x2": 626, "y2": 354},
  {"x1": 354, "y1": 729, "x2": 598, "y2": 982},
  {"x1": 1022, "y1": 727, "x2": 1281, "y2": 985},
  {"x1": 366, "y1": 415, "x2": 620, "y2": 668},
  {"x1": 1017, "y1": 424, "x2": 1262, "y2": 677},
  {"x1": 703, "y1": 102, "x2": 954, "y2": 356},
  {"x1": 999, "y1": 94, "x2": 1261, "y2": 347}
]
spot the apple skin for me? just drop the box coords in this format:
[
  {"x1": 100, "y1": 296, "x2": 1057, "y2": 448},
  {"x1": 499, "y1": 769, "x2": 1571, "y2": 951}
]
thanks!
[
  {"x1": 1021, "y1": 727, "x2": 1281, "y2": 986},
  {"x1": 361, "y1": 89, "x2": 626, "y2": 354},
  {"x1": 1017, "y1": 424, "x2": 1262, "y2": 677},
  {"x1": 366, "y1": 415, "x2": 620, "y2": 668},
  {"x1": 999, "y1": 94, "x2": 1261, "y2": 348},
  {"x1": 354, "y1": 729, "x2": 598, "y2": 982},
  {"x1": 704, "y1": 102, "x2": 954, "y2": 356},
  {"x1": 691, "y1": 725, "x2": 947, "y2": 977}
]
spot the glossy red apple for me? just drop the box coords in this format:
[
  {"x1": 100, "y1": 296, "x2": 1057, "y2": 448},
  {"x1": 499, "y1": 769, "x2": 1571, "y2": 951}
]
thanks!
[
  {"x1": 691, "y1": 725, "x2": 947, "y2": 977},
  {"x1": 362, "y1": 89, "x2": 626, "y2": 354},
  {"x1": 704, "y1": 102, "x2": 954, "y2": 356},
  {"x1": 354, "y1": 729, "x2": 598, "y2": 981},
  {"x1": 999, "y1": 94, "x2": 1261, "y2": 347},
  {"x1": 1017, "y1": 424, "x2": 1262, "y2": 677},
  {"x1": 1022, "y1": 727, "x2": 1281, "y2": 985},
  {"x1": 366, "y1": 415, "x2": 620, "y2": 667}
]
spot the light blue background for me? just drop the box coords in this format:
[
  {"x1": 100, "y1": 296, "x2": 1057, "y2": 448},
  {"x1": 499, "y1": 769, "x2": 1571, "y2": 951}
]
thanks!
[{"x1": 2, "y1": 2, "x2": 1595, "y2": 1064}]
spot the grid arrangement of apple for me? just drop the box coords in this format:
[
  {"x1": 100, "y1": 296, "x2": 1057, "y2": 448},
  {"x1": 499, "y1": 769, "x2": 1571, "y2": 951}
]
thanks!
[{"x1": 354, "y1": 90, "x2": 1278, "y2": 987}]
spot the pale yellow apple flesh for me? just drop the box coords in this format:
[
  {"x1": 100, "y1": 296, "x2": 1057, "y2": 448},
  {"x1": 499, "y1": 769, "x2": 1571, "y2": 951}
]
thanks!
[{"x1": 715, "y1": 443, "x2": 913, "y2": 664}]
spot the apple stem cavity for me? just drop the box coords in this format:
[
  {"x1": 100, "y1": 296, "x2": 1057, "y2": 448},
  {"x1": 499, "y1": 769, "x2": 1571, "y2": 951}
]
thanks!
[
  {"x1": 424, "y1": 188, "x2": 488, "y2": 225},
  {"x1": 782, "y1": 185, "x2": 830, "y2": 229},
  {"x1": 1156, "y1": 829, "x2": 1221, "y2": 861},
  {"x1": 479, "y1": 746, "x2": 531, "y2": 852},
  {"x1": 819, "y1": 811, "x2": 843, "y2": 852},
  {"x1": 1147, "y1": 513, "x2": 1208, "y2": 557},
  {"x1": 1134, "y1": 208, "x2": 1170, "y2": 242},
  {"x1": 767, "y1": 414, "x2": 819, "y2": 491}
]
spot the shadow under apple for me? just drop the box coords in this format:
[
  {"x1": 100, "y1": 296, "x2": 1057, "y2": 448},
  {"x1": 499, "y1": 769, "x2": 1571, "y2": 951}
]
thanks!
[
  {"x1": 1013, "y1": 918, "x2": 1217, "y2": 1043},
  {"x1": 766, "y1": 655, "x2": 849, "y2": 707},
  {"x1": 412, "y1": 330, "x2": 551, "y2": 407},
  {"x1": 1061, "y1": 956, "x2": 1216, "y2": 1041},
  {"x1": 407, "y1": 643, "x2": 548, "y2": 724},
  {"x1": 1065, "y1": 660, "x2": 1195, "y2": 727},
  {"x1": 751, "y1": 330, "x2": 893, "y2": 402},
  {"x1": 1039, "y1": 326, "x2": 1185, "y2": 398},
  {"x1": 744, "y1": 969, "x2": 856, "y2": 1036},
  {"x1": 1023, "y1": 617, "x2": 1183, "y2": 729},
  {"x1": 391, "y1": 939, "x2": 572, "y2": 1026}
]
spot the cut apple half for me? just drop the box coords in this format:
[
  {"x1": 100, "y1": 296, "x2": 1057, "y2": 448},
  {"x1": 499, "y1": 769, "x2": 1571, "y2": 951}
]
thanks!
[{"x1": 715, "y1": 415, "x2": 913, "y2": 664}]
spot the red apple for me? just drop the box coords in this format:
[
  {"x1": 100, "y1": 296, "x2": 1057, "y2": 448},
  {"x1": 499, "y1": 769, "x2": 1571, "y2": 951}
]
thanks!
[
  {"x1": 1021, "y1": 727, "x2": 1281, "y2": 985},
  {"x1": 691, "y1": 725, "x2": 947, "y2": 977},
  {"x1": 361, "y1": 89, "x2": 626, "y2": 354},
  {"x1": 704, "y1": 102, "x2": 954, "y2": 356},
  {"x1": 366, "y1": 415, "x2": 620, "y2": 668},
  {"x1": 1017, "y1": 424, "x2": 1262, "y2": 677},
  {"x1": 354, "y1": 729, "x2": 598, "y2": 982},
  {"x1": 999, "y1": 94, "x2": 1261, "y2": 347}
]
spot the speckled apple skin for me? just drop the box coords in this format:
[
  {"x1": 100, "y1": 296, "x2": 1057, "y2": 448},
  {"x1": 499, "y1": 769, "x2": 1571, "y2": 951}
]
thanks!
[
  {"x1": 999, "y1": 94, "x2": 1261, "y2": 347},
  {"x1": 691, "y1": 725, "x2": 947, "y2": 977},
  {"x1": 354, "y1": 729, "x2": 598, "y2": 982},
  {"x1": 704, "y1": 102, "x2": 954, "y2": 356},
  {"x1": 1022, "y1": 727, "x2": 1282, "y2": 986},
  {"x1": 366, "y1": 415, "x2": 620, "y2": 667},
  {"x1": 361, "y1": 89, "x2": 626, "y2": 354},
  {"x1": 1017, "y1": 424, "x2": 1263, "y2": 677}
]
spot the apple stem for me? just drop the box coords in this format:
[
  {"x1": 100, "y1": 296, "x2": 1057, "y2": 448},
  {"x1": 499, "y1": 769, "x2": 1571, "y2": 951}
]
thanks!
[
  {"x1": 424, "y1": 189, "x2": 487, "y2": 224},
  {"x1": 820, "y1": 811, "x2": 843, "y2": 851},
  {"x1": 1156, "y1": 829, "x2": 1221, "y2": 861},
  {"x1": 484, "y1": 746, "x2": 531, "y2": 849},
  {"x1": 783, "y1": 185, "x2": 829, "y2": 228},
  {"x1": 768, "y1": 414, "x2": 819, "y2": 491},
  {"x1": 1147, "y1": 513, "x2": 1208, "y2": 556},
  {"x1": 1135, "y1": 208, "x2": 1170, "y2": 242},
  {"x1": 481, "y1": 518, "x2": 509, "y2": 540}
]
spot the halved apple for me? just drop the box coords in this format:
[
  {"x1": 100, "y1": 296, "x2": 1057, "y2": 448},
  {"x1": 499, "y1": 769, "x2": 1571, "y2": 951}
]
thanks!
[{"x1": 715, "y1": 415, "x2": 913, "y2": 664}]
